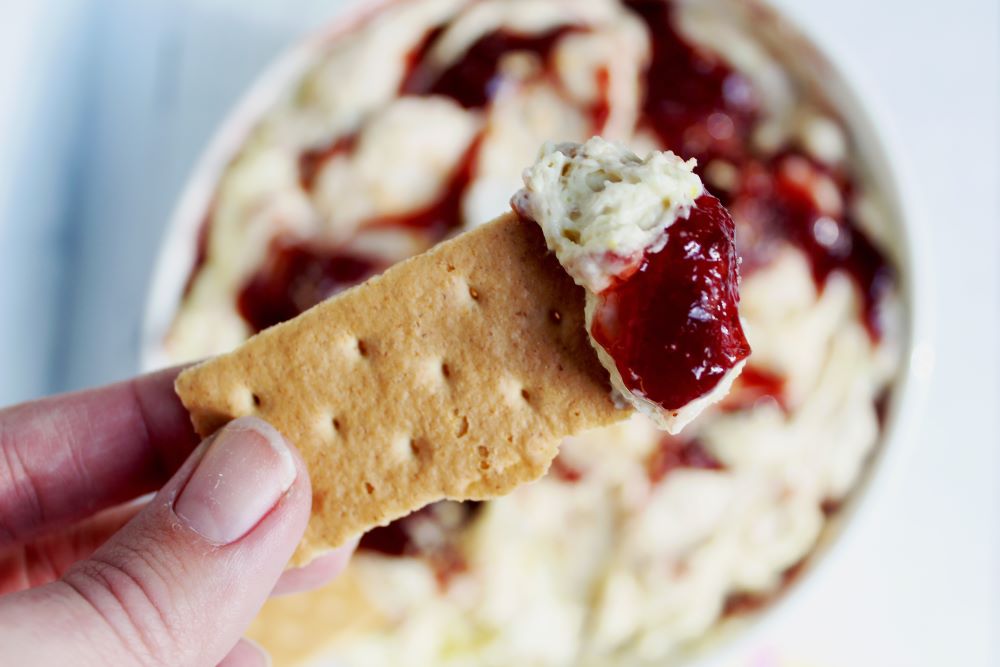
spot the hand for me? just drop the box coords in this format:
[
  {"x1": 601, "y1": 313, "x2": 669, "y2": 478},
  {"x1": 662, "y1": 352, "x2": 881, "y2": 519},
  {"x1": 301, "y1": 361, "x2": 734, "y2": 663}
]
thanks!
[{"x1": 0, "y1": 368, "x2": 353, "y2": 666}]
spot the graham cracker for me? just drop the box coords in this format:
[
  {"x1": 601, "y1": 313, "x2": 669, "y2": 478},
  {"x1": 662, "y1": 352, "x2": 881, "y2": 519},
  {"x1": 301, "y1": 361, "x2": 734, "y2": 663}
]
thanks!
[{"x1": 174, "y1": 212, "x2": 628, "y2": 565}]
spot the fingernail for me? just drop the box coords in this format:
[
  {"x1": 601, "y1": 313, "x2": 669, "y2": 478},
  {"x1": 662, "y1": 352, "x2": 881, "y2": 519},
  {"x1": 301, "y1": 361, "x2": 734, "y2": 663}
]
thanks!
[{"x1": 174, "y1": 417, "x2": 297, "y2": 544}]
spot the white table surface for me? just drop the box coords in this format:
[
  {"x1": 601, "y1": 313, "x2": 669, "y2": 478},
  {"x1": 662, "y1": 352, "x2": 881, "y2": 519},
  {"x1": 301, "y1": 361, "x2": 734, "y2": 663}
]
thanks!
[{"x1": 0, "y1": 1, "x2": 996, "y2": 664}]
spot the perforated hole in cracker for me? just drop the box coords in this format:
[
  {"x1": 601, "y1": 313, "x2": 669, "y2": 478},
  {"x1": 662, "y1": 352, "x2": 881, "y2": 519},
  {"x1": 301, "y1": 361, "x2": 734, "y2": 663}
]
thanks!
[{"x1": 410, "y1": 437, "x2": 428, "y2": 459}]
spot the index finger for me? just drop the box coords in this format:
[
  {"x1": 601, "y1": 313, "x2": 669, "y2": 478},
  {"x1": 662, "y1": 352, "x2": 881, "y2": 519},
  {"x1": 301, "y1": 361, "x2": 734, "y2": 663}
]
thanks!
[{"x1": 0, "y1": 367, "x2": 199, "y2": 548}]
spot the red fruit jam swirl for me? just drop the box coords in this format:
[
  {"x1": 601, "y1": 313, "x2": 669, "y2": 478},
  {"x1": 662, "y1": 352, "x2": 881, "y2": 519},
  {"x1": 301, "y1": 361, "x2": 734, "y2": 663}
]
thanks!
[{"x1": 589, "y1": 194, "x2": 750, "y2": 411}]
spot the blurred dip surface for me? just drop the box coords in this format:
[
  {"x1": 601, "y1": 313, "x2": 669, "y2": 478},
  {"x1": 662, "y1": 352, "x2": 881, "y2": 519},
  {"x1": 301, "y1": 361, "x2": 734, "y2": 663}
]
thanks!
[{"x1": 162, "y1": 0, "x2": 904, "y2": 664}]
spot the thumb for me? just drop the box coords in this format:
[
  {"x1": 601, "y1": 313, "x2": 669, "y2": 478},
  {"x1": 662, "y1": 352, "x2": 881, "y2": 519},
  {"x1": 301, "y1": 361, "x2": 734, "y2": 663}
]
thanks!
[{"x1": 0, "y1": 416, "x2": 311, "y2": 667}]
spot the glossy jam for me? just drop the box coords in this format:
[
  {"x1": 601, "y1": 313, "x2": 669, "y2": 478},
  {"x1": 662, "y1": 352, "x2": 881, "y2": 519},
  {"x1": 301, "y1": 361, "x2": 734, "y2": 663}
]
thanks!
[
  {"x1": 626, "y1": 0, "x2": 891, "y2": 338},
  {"x1": 625, "y1": 0, "x2": 758, "y2": 165},
  {"x1": 401, "y1": 27, "x2": 575, "y2": 108},
  {"x1": 590, "y1": 194, "x2": 751, "y2": 412},
  {"x1": 237, "y1": 240, "x2": 384, "y2": 333},
  {"x1": 728, "y1": 154, "x2": 894, "y2": 337}
]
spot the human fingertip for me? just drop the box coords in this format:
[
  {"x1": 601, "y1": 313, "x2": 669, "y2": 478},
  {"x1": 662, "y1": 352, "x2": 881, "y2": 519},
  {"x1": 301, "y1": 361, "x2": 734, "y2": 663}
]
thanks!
[
  {"x1": 174, "y1": 416, "x2": 297, "y2": 545},
  {"x1": 217, "y1": 638, "x2": 271, "y2": 667},
  {"x1": 271, "y1": 539, "x2": 358, "y2": 596}
]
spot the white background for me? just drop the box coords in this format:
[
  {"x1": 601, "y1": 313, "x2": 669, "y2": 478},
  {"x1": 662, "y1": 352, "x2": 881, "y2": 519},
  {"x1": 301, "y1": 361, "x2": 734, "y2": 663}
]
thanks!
[{"x1": 0, "y1": 1, "x2": 996, "y2": 665}]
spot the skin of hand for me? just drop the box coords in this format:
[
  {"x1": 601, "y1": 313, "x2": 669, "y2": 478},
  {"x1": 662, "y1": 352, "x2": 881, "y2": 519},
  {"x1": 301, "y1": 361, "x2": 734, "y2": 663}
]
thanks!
[{"x1": 0, "y1": 367, "x2": 355, "y2": 666}]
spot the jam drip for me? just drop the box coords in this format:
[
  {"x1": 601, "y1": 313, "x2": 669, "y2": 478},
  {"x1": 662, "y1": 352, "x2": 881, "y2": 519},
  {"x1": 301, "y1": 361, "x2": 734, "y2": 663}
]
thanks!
[
  {"x1": 359, "y1": 502, "x2": 481, "y2": 587},
  {"x1": 647, "y1": 435, "x2": 722, "y2": 484},
  {"x1": 237, "y1": 240, "x2": 384, "y2": 333},
  {"x1": 239, "y1": 137, "x2": 482, "y2": 333},
  {"x1": 401, "y1": 27, "x2": 575, "y2": 108},
  {"x1": 728, "y1": 154, "x2": 894, "y2": 337},
  {"x1": 625, "y1": 0, "x2": 893, "y2": 338},
  {"x1": 368, "y1": 136, "x2": 481, "y2": 238},
  {"x1": 625, "y1": 0, "x2": 758, "y2": 166},
  {"x1": 590, "y1": 194, "x2": 751, "y2": 412},
  {"x1": 723, "y1": 560, "x2": 806, "y2": 617},
  {"x1": 298, "y1": 134, "x2": 357, "y2": 192}
]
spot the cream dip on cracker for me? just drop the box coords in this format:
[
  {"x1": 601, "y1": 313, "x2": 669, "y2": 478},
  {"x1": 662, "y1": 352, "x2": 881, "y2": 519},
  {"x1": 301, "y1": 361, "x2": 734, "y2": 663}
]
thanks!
[
  {"x1": 513, "y1": 138, "x2": 704, "y2": 294},
  {"x1": 514, "y1": 138, "x2": 750, "y2": 433}
]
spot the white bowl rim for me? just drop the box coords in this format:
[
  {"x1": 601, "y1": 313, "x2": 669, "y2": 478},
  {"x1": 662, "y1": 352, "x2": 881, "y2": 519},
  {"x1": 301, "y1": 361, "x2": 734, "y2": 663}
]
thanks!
[
  {"x1": 684, "y1": 1, "x2": 937, "y2": 663},
  {"x1": 141, "y1": 0, "x2": 389, "y2": 371},
  {"x1": 139, "y1": 0, "x2": 935, "y2": 662}
]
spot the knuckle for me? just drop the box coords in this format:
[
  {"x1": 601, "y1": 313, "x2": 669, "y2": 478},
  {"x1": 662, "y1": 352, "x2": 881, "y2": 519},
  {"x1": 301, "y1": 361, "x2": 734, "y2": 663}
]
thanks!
[
  {"x1": 0, "y1": 424, "x2": 45, "y2": 546},
  {"x1": 64, "y1": 544, "x2": 189, "y2": 667}
]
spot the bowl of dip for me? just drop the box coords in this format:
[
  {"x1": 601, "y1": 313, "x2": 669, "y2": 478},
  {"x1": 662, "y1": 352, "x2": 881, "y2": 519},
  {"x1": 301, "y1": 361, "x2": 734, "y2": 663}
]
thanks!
[{"x1": 143, "y1": 0, "x2": 928, "y2": 664}]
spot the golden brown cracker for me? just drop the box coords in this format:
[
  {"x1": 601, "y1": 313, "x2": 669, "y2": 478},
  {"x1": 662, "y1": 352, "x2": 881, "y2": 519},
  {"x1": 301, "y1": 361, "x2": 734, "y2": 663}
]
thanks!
[{"x1": 175, "y1": 212, "x2": 627, "y2": 564}]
